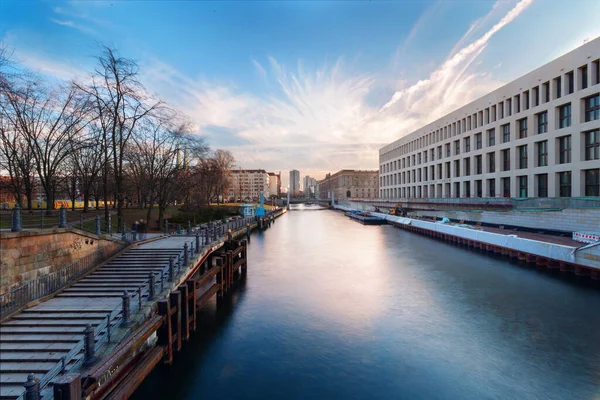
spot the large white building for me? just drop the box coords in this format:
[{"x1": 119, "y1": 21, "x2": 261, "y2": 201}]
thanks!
[
  {"x1": 227, "y1": 170, "x2": 270, "y2": 201},
  {"x1": 379, "y1": 38, "x2": 600, "y2": 199},
  {"x1": 289, "y1": 170, "x2": 300, "y2": 196}
]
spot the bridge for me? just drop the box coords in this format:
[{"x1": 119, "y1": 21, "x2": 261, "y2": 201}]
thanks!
[{"x1": 0, "y1": 210, "x2": 284, "y2": 399}]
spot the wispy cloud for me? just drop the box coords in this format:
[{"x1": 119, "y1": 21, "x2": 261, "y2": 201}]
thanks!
[
  {"x1": 49, "y1": 18, "x2": 75, "y2": 27},
  {"x1": 15, "y1": 0, "x2": 535, "y2": 182}
]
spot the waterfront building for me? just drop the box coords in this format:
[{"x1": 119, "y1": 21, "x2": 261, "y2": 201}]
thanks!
[
  {"x1": 227, "y1": 169, "x2": 270, "y2": 201},
  {"x1": 268, "y1": 172, "x2": 282, "y2": 198},
  {"x1": 302, "y1": 176, "x2": 318, "y2": 198},
  {"x1": 317, "y1": 170, "x2": 379, "y2": 200},
  {"x1": 289, "y1": 170, "x2": 301, "y2": 197},
  {"x1": 379, "y1": 38, "x2": 600, "y2": 199}
]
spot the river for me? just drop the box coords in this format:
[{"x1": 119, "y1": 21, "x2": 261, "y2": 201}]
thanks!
[{"x1": 133, "y1": 205, "x2": 600, "y2": 399}]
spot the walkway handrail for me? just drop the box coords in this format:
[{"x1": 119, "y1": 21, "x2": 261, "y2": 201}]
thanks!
[{"x1": 0, "y1": 241, "x2": 126, "y2": 320}]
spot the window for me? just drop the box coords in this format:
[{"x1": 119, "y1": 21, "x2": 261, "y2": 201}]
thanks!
[
  {"x1": 567, "y1": 71, "x2": 574, "y2": 94},
  {"x1": 537, "y1": 141, "x2": 548, "y2": 167},
  {"x1": 558, "y1": 136, "x2": 571, "y2": 164},
  {"x1": 502, "y1": 124, "x2": 510, "y2": 143},
  {"x1": 465, "y1": 158, "x2": 470, "y2": 176},
  {"x1": 445, "y1": 143, "x2": 450, "y2": 158},
  {"x1": 454, "y1": 160, "x2": 460, "y2": 177},
  {"x1": 543, "y1": 81, "x2": 550, "y2": 103},
  {"x1": 488, "y1": 179, "x2": 496, "y2": 197},
  {"x1": 476, "y1": 133, "x2": 482, "y2": 149},
  {"x1": 455, "y1": 140, "x2": 460, "y2": 155},
  {"x1": 502, "y1": 149, "x2": 510, "y2": 171},
  {"x1": 518, "y1": 118, "x2": 527, "y2": 138},
  {"x1": 585, "y1": 169, "x2": 599, "y2": 196},
  {"x1": 464, "y1": 137, "x2": 470, "y2": 152},
  {"x1": 559, "y1": 172, "x2": 571, "y2": 197},
  {"x1": 431, "y1": 149, "x2": 435, "y2": 161},
  {"x1": 476, "y1": 180, "x2": 482, "y2": 197},
  {"x1": 515, "y1": 95, "x2": 520, "y2": 113},
  {"x1": 584, "y1": 94, "x2": 600, "y2": 122},
  {"x1": 555, "y1": 76, "x2": 561, "y2": 99},
  {"x1": 581, "y1": 65, "x2": 588, "y2": 90},
  {"x1": 465, "y1": 181, "x2": 471, "y2": 198},
  {"x1": 430, "y1": 166, "x2": 434, "y2": 180},
  {"x1": 454, "y1": 182, "x2": 460, "y2": 198},
  {"x1": 475, "y1": 155, "x2": 482, "y2": 174},
  {"x1": 438, "y1": 146, "x2": 442, "y2": 159},
  {"x1": 537, "y1": 111, "x2": 548, "y2": 134},
  {"x1": 518, "y1": 176, "x2": 528, "y2": 198},
  {"x1": 559, "y1": 103, "x2": 571, "y2": 128},
  {"x1": 418, "y1": 153, "x2": 421, "y2": 164},
  {"x1": 437, "y1": 164, "x2": 442, "y2": 179},
  {"x1": 424, "y1": 151, "x2": 428, "y2": 163},
  {"x1": 537, "y1": 174, "x2": 548, "y2": 198},
  {"x1": 518, "y1": 145, "x2": 528, "y2": 169},
  {"x1": 533, "y1": 87, "x2": 539, "y2": 107},
  {"x1": 488, "y1": 152, "x2": 495, "y2": 173},
  {"x1": 502, "y1": 177, "x2": 511, "y2": 197},
  {"x1": 445, "y1": 162, "x2": 451, "y2": 179},
  {"x1": 488, "y1": 129, "x2": 495, "y2": 146},
  {"x1": 585, "y1": 129, "x2": 600, "y2": 160}
]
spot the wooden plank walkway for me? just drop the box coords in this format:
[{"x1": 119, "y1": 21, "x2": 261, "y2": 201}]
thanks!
[{"x1": 0, "y1": 237, "x2": 193, "y2": 400}]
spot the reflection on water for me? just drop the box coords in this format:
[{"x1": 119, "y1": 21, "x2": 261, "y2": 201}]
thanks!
[{"x1": 133, "y1": 207, "x2": 600, "y2": 400}]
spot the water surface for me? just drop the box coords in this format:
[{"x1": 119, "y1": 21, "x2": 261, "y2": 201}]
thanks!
[{"x1": 133, "y1": 206, "x2": 600, "y2": 399}]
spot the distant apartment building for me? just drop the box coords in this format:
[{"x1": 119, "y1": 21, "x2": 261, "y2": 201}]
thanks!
[
  {"x1": 289, "y1": 170, "x2": 301, "y2": 196},
  {"x1": 317, "y1": 170, "x2": 379, "y2": 200},
  {"x1": 303, "y1": 175, "x2": 318, "y2": 197},
  {"x1": 379, "y1": 38, "x2": 600, "y2": 199},
  {"x1": 227, "y1": 170, "x2": 270, "y2": 201},
  {"x1": 268, "y1": 172, "x2": 282, "y2": 197}
]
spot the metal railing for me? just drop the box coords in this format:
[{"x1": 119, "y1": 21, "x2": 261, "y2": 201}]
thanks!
[
  {"x1": 0, "y1": 207, "x2": 117, "y2": 234},
  {"x1": 16, "y1": 209, "x2": 284, "y2": 399},
  {"x1": 0, "y1": 241, "x2": 126, "y2": 320}
]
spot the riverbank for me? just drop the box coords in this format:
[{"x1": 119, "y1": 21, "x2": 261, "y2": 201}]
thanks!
[{"x1": 335, "y1": 204, "x2": 600, "y2": 279}]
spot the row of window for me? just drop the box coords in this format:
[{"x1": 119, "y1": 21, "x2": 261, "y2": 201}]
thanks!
[
  {"x1": 380, "y1": 169, "x2": 600, "y2": 198},
  {"x1": 381, "y1": 94, "x2": 599, "y2": 174},
  {"x1": 383, "y1": 77, "x2": 600, "y2": 168},
  {"x1": 381, "y1": 130, "x2": 599, "y2": 186}
]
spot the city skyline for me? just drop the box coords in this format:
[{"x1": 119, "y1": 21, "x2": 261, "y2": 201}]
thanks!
[{"x1": 2, "y1": 1, "x2": 600, "y2": 188}]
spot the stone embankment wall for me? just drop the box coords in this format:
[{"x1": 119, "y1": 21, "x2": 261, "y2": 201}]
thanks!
[
  {"x1": 339, "y1": 200, "x2": 600, "y2": 234},
  {"x1": 0, "y1": 229, "x2": 113, "y2": 294},
  {"x1": 413, "y1": 209, "x2": 600, "y2": 234}
]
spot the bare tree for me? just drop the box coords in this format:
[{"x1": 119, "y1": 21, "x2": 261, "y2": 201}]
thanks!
[
  {"x1": 69, "y1": 124, "x2": 105, "y2": 212},
  {"x1": 213, "y1": 149, "x2": 235, "y2": 204},
  {"x1": 75, "y1": 46, "x2": 161, "y2": 229},
  {"x1": 2, "y1": 78, "x2": 91, "y2": 210}
]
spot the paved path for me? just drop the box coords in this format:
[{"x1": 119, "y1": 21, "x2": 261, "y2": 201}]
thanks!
[{"x1": 0, "y1": 236, "x2": 193, "y2": 400}]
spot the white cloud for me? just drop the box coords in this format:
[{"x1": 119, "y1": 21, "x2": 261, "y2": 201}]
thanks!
[
  {"x1": 50, "y1": 18, "x2": 75, "y2": 27},
  {"x1": 9, "y1": 0, "x2": 536, "y2": 184},
  {"x1": 143, "y1": 1, "x2": 534, "y2": 179}
]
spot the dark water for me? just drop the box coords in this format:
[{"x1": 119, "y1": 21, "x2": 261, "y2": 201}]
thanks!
[{"x1": 133, "y1": 206, "x2": 600, "y2": 400}]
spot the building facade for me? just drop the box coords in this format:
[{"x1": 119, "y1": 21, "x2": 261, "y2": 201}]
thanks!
[
  {"x1": 227, "y1": 170, "x2": 270, "y2": 201},
  {"x1": 303, "y1": 175, "x2": 318, "y2": 197},
  {"x1": 289, "y1": 170, "x2": 300, "y2": 196},
  {"x1": 379, "y1": 38, "x2": 600, "y2": 199},
  {"x1": 268, "y1": 172, "x2": 281, "y2": 198},
  {"x1": 317, "y1": 170, "x2": 379, "y2": 200}
]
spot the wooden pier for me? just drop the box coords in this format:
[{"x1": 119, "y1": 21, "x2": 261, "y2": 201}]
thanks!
[{"x1": 0, "y1": 209, "x2": 284, "y2": 400}]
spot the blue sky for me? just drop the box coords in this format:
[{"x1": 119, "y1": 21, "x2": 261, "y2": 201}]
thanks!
[{"x1": 1, "y1": 0, "x2": 600, "y2": 185}]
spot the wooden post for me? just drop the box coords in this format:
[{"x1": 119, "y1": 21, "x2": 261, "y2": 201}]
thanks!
[
  {"x1": 186, "y1": 279, "x2": 197, "y2": 332},
  {"x1": 170, "y1": 291, "x2": 182, "y2": 352},
  {"x1": 177, "y1": 284, "x2": 190, "y2": 341},
  {"x1": 157, "y1": 300, "x2": 172, "y2": 365},
  {"x1": 215, "y1": 257, "x2": 224, "y2": 304}
]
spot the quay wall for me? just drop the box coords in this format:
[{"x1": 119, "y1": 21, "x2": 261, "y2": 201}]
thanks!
[
  {"x1": 338, "y1": 200, "x2": 600, "y2": 234},
  {"x1": 0, "y1": 229, "x2": 113, "y2": 294},
  {"x1": 334, "y1": 203, "x2": 600, "y2": 273}
]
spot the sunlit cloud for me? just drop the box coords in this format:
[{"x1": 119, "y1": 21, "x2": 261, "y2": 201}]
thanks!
[
  {"x1": 143, "y1": 0, "x2": 533, "y2": 181},
  {"x1": 7, "y1": 0, "x2": 536, "y2": 184}
]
